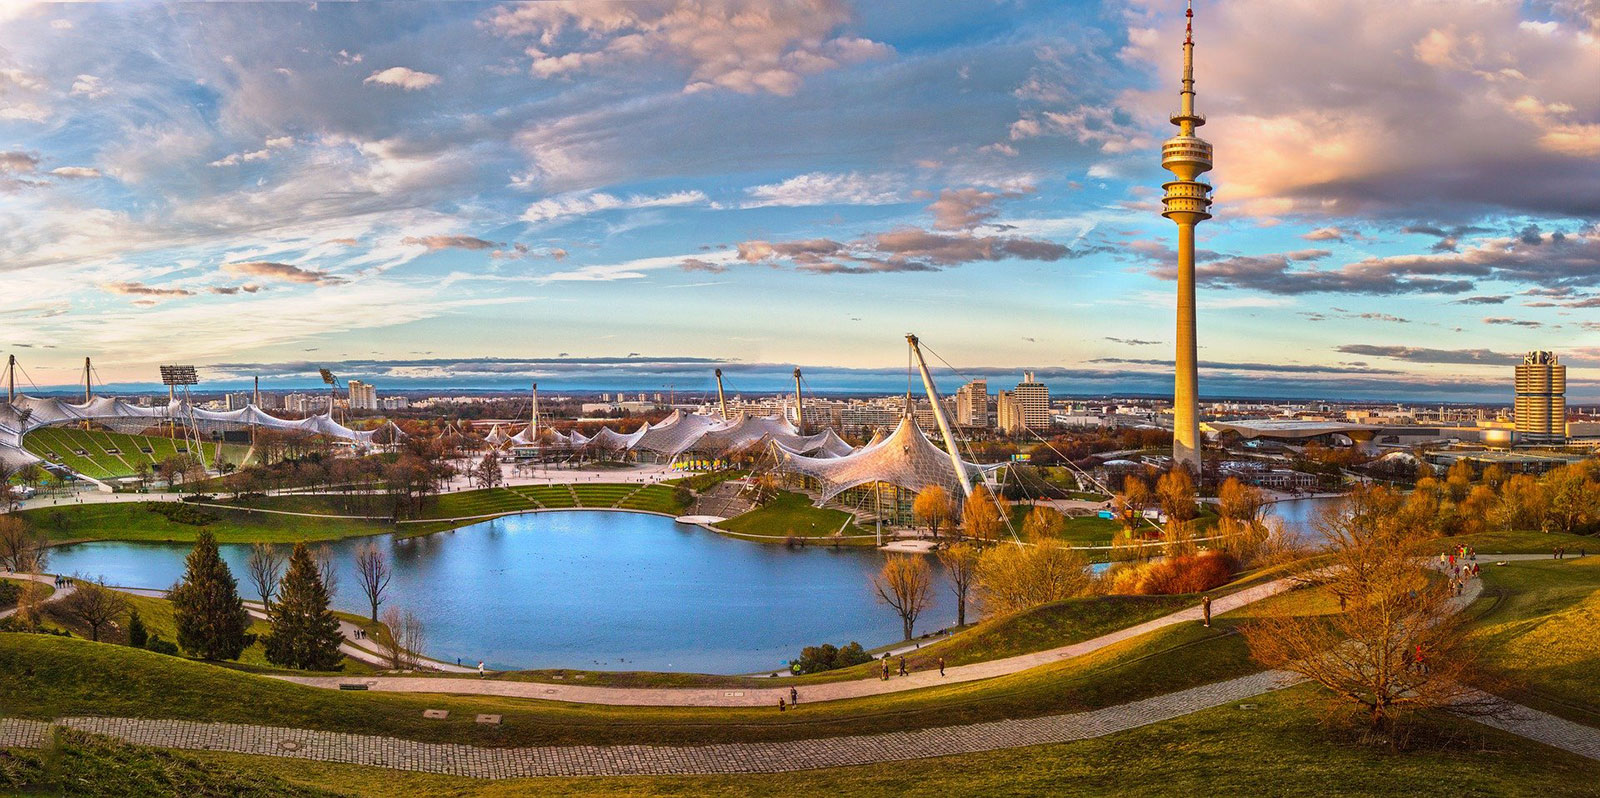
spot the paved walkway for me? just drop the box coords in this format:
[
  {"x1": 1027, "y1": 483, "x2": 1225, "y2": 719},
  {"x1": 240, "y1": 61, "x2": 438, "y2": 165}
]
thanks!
[{"x1": 0, "y1": 571, "x2": 75, "y2": 620}]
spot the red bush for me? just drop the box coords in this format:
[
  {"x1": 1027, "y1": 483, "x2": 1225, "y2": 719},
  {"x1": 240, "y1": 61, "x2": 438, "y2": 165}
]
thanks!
[{"x1": 1108, "y1": 550, "x2": 1237, "y2": 595}]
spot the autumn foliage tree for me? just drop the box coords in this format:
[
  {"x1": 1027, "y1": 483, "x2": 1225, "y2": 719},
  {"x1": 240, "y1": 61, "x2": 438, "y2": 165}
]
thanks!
[
  {"x1": 973, "y1": 539, "x2": 1093, "y2": 616},
  {"x1": 912, "y1": 486, "x2": 953, "y2": 539},
  {"x1": 961, "y1": 484, "x2": 1007, "y2": 542},
  {"x1": 1241, "y1": 485, "x2": 1500, "y2": 742}
]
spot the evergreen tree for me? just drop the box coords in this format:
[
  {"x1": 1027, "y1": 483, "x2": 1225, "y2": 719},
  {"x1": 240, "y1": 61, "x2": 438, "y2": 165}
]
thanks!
[
  {"x1": 263, "y1": 542, "x2": 345, "y2": 671},
  {"x1": 170, "y1": 530, "x2": 253, "y2": 660},
  {"x1": 126, "y1": 608, "x2": 148, "y2": 648}
]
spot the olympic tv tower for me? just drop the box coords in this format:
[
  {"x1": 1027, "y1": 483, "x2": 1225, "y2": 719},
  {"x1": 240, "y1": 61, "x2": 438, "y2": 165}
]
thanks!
[{"x1": 1160, "y1": 0, "x2": 1212, "y2": 473}]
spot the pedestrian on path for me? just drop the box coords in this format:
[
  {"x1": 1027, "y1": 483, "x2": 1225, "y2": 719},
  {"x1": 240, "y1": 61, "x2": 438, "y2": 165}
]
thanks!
[
  {"x1": 881, "y1": 658, "x2": 890, "y2": 681},
  {"x1": 938, "y1": 657, "x2": 945, "y2": 677},
  {"x1": 478, "y1": 661, "x2": 485, "y2": 679},
  {"x1": 790, "y1": 686, "x2": 798, "y2": 706},
  {"x1": 1201, "y1": 595, "x2": 1212, "y2": 628},
  {"x1": 898, "y1": 656, "x2": 908, "y2": 677},
  {"x1": 778, "y1": 697, "x2": 786, "y2": 712}
]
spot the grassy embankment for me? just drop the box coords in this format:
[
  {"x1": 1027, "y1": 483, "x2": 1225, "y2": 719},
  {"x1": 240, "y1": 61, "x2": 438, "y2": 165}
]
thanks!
[
  {"x1": 8, "y1": 665, "x2": 1600, "y2": 796},
  {"x1": 713, "y1": 490, "x2": 871, "y2": 541},
  {"x1": 1469, "y1": 556, "x2": 1600, "y2": 728},
  {"x1": 195, "y1": 685, "x2": 1600, "y2": 798}
]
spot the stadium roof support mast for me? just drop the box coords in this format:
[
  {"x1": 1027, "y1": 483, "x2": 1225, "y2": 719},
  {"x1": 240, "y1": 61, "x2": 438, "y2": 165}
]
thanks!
[
  {"x1": 530, "y1": 382, "x2": 539, "y2": 442},
  {"x1": 5, "y1": 354, "x2": 14, "y2": 402},
  {"x1": 714, "y1": 368, "x2": 728, "y2": 420},
  {"x1": 906, "y1": 334, "x2": 974, "y2": 499},
  {"x1": 792, "y1": 367, "x2": 805, "y2": 435}
]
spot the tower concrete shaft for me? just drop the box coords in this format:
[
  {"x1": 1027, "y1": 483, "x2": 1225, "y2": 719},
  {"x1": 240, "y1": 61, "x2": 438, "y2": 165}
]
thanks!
[{"x1": 1161, "y1": 0, "x2": 1212, "y2": 473}]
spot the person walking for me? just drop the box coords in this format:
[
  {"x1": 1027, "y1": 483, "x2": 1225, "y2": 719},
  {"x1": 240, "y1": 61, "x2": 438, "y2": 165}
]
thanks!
[
  {"x1": 790, "y1": 686, "x2": 798, "y2": 706},
  {"x1": 477, "y1": 660, "x2": 485, "y2": 679},
  {"x1": 1201, "y1": 595, "x2": 1213, "y2": 628},
  {"x1": 778, "y1": 697, "x2": 786, "y2": 712},
  {"x1": 898, "y1": 656, "x2": 908, "y2": 677},
  {"x1": 881, "y1": 658, "x2": 890, "y2": 681},
  {"x1": 938, "y1": 657, "x2": 946, "y2": 677}
]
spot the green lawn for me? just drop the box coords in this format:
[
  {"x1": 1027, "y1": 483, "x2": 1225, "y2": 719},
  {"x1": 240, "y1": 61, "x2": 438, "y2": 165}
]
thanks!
[
  {"x1": 19, "y1": 502, "x2": 395, "y2": 545},
  {"x1": 715, "y1": 491, "x2": 869, "y2": 540},
  {"x1": 1470, "y1": 557, "x2": 1600, "y2": 727},
  {"x1": 1429, "y1": 528, "x2": 1597, "y2": 557},
  {"x1": 182, "y1": 684, "x2": 1600, "y2": 798}
]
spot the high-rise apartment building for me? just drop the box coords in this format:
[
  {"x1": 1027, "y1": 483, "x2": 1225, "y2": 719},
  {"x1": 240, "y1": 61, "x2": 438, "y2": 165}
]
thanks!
[
  {"x1": 996, "y1": 372, "x2": 1050, "y2": 434},
  {"x1": 1515, "y1": 351, "x2": 1566, "y2": 446},
  {"x1": 348, "y1": 380, "x2": 378, "y2": 412},
  {"x1": 955, "y1": 379, "x2": 989, "y2": 428}
]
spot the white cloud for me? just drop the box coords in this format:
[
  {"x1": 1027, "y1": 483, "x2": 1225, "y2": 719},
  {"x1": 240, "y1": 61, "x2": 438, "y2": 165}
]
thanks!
[
  {"x1": 521, "y1": 189, "x2": 711, "y2": 223},
  {"x1": 48, "y1": 166, "x2": 101, "y2": 179},
  {"x1": 742, "y1": 171, "x2": 902, "y2": 208},
  {"x1": 208, "y1": 135, "x2": 295, "y2": 167},
  {"x1": 70, "y1": 74, "x2": 109, "y2": 99},
  {"x1": 363, "y1": 66, "x2": 440, "y2": 90}
]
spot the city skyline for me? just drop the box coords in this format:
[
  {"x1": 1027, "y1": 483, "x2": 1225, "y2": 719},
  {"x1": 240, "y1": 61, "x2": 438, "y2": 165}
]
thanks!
[{"x1": 3, "y1": 1, "x2": 1599, "y2": 401}]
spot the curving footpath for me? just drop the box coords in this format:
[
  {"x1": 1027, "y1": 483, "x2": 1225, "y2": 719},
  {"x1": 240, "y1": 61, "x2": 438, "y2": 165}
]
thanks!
[{"x1": 0, "y1": 571, "x2": 74, "y2": 620}]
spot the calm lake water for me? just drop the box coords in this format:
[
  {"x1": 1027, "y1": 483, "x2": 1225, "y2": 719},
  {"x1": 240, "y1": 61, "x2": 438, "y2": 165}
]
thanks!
[
  {"x1": 45, "y1": 511, "x2": 955, "y2": 674},
  {"x1": 1264, "y1": 496, "x2": 1347, "y2": 541}
]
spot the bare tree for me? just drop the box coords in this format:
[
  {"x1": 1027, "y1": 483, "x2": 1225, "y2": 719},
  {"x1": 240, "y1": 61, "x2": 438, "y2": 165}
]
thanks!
[
  {"x1": 379, "y1": 606, "x2": 426, "y2": 670},
  {"x1": 11, "y1": 581, "x2": 50, "y2": 630},
  {"x1": 1241, "y1": 485, "x2": 1501, "y2": 743},
  {"x1": 873, "y1": 554, "x2": 933, "y2": 640},
  {"x1": 244, "y1": 543, "x2": 285, "y2": 610},
  {"x1": 57, "y1": 576, "x2": 130, "y2": 642},
  {"x1": 936, "y1": 542, "x2": 981, "y2": 627},
  {"x1": 0, "y1": 515, "x2": 48, "y2": 573},
  {"x1": 313, "y1": 544, "x2": 339, "y2": 600},
  {"x1": 474, "y1": 453, "x2": 504, "y2": 490},
  {"x1": 354, "y1": 543, "x2": 392, "y2": 622}
]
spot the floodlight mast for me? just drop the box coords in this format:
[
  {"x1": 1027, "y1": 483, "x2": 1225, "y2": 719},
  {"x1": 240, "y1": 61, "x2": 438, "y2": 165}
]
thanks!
[
  {"x1": 530, "y1": 382, "x2": 539, "y2": 442},
  {"x1": 6, "y1": 354, "x2": 14, "y2": 403},
  {"x1": 906, "y1": 334, "x2": 973, "y2": 499},
  {"x1": 319, "y1": 368, "x2": 337, "y2": 422}
]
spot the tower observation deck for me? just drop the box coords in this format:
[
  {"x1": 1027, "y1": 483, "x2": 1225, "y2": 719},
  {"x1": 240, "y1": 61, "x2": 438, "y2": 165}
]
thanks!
[{"x1": 1162, "y1": 0, "x2": 1212, "y2": 473}]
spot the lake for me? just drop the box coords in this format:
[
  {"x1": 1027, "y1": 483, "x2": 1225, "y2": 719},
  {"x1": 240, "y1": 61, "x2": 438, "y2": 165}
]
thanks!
[{"x1": 45, "y1": 510, "x2": 956, "y2": 674}]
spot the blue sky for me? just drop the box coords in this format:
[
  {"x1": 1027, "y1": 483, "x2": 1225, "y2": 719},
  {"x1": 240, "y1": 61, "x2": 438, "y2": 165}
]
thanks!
[{"x1": 2, "y1": 1, "x2": 1599, "y2": 401}]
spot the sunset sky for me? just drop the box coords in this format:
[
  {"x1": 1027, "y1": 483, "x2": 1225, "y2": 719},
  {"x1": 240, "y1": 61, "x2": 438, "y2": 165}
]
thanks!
[{"x1": 2, "y1": 1, "x2": 1598, "y2": 400}]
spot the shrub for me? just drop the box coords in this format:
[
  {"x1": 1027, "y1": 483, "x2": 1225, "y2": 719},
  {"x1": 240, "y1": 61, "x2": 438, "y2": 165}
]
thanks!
[
  {"x1": 144, "y1": 502, "x2": 218, "y2": 526},
  {"x1": 0, "y1": 580, "x2": 19, "y2": 610},
  {"x1": 144, "y1": 634, "x2": 179, "y2": 655},
  {"x1": 1107, "y1": 550, "x2": 1236, "y2": 596},
  {"x1": 791, "y1": 641, "x2": 873, "y2": 675}
]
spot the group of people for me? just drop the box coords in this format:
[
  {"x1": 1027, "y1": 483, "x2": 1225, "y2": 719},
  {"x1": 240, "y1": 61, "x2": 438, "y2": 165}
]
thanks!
[
  {"x1": 51, "y1": 574, "x2": 73, "y2": 588},
  {"x1": 782, "y1": 654, "x2": 948, "y2": 710},
  {"x1": 1552, "y1": 546, "x2": 1584, "y2": 560}
]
